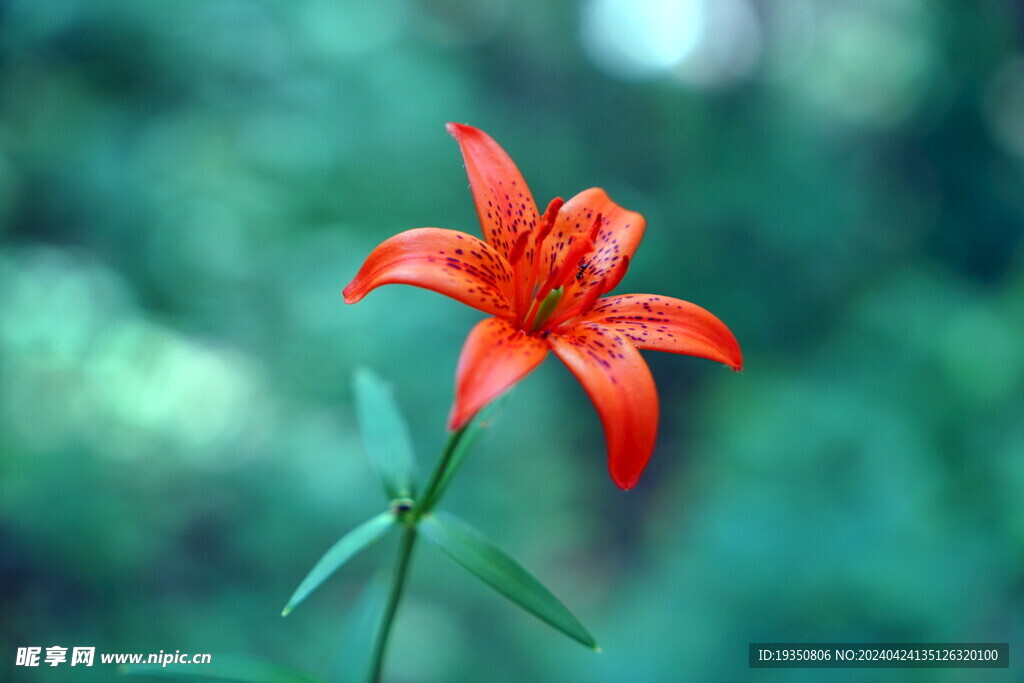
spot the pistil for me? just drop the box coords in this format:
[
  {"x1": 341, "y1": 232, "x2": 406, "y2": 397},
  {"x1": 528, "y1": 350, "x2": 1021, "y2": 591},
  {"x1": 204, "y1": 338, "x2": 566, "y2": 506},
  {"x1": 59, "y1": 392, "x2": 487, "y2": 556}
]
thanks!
[{"x1": 529, "y1": 287, "x2": 564, "y2": 332}]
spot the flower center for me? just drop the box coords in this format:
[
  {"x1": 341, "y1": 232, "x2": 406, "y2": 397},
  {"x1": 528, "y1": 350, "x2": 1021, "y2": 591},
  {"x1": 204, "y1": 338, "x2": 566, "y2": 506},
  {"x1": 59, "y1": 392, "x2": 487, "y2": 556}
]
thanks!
[{"x1": 517, "y1": 208, "x2": 605, "y2": 331}]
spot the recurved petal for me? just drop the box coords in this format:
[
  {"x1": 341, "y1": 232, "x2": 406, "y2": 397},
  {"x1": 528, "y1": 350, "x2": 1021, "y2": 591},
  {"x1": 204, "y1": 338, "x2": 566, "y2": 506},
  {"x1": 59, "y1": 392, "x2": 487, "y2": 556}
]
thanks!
[
  {"x1": 547, "y1": 324, "x2": 658, "y2": 490},
  {"x1": 538, "y1": 188, "x2": 646, "y2": 281},
  {"x1": 343, "y1": 228, "x2": 514, "y2": 317},
  {"x1": 449, "y1": 317, "x2": 549, "y2": 430},
  {"x1": 581, "y1": 294, "x2": 743, "y2": 370},
  {"x1": 540, "y1": 188, "x2": 645, "y2": 311},
  {"x1": 447, "y1": 123, "x2": 540, "y2": 260}
]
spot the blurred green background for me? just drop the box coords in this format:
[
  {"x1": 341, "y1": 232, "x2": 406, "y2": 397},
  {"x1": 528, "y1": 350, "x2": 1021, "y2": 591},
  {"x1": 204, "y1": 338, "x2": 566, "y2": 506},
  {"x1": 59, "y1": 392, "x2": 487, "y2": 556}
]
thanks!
[{"x1": 2, "y1": 0, "x2": 1022, "y2": 681}]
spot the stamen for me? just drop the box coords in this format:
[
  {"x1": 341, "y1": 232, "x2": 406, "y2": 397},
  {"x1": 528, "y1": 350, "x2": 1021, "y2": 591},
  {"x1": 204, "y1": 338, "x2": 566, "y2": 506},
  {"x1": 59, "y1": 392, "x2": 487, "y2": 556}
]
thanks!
[
  {"x1": 522, "y1": 205, "x2": 606, "y2": 331},
  {"x1": 508, "y1": 231, "x2": 529, "y2": 265},
  {"x1": 516, "y1": 197, "x2": 563, "y2": 326},
  {"x1": 534, "y1": 197, "x2": 564, "y2": 251},
  {"x1": 508, "y1": 231, "x2": 533, "y2": 323},
  {"x1": 548, "y1": 235, "x2": 595, "y2": 292}
]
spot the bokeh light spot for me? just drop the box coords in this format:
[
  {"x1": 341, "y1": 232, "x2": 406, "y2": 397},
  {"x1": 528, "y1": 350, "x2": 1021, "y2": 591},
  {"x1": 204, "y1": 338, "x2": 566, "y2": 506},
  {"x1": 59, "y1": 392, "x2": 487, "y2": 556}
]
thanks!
[{"x1": 581, "y1": 0, "x2": 760, "y2": 87}]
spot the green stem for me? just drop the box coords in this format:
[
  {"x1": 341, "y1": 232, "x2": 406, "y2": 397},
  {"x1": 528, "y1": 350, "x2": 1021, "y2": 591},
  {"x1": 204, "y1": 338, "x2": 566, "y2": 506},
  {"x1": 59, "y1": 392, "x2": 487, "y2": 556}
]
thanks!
[
  {"x1": 413, "y1": 425, "x2": 469, "y2": 518},
  {"x1": 367, "y1": 423, "x2": 471, "y2": 682},
  {"x1": 368, "y1": 525, "x2": 416, "y2": 683}
]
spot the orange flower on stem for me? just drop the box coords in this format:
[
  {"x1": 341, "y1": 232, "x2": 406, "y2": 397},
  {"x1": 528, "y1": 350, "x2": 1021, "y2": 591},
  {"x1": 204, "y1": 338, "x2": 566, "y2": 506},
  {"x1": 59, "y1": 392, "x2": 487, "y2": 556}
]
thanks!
[{"x1": 344, "y1": 124, "x2": 741, "y2": 490}]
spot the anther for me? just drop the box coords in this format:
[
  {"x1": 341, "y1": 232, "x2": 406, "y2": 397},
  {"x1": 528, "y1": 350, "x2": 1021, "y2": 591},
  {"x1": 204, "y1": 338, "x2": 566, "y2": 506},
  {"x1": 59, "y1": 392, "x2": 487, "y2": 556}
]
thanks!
[{"x1": 536, "y1": 197, "x2": 564, "y2": 247}]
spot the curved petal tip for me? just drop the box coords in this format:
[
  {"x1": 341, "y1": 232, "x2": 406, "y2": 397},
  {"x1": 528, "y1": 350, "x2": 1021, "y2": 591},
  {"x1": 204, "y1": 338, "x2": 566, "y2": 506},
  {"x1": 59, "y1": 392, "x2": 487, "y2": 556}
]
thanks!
[
  {"x1": 341, "y1": 284, "x2": 362, "y2": 304},
  {"x1": 446, "y1": 121, "x2": 471, "y2": 139},
  {"x1": 614, "y1": 476, "x2": 638, "y2": 492},
  {"x1": 547, "y1": 325, "x2": 658, "y2": 491}
]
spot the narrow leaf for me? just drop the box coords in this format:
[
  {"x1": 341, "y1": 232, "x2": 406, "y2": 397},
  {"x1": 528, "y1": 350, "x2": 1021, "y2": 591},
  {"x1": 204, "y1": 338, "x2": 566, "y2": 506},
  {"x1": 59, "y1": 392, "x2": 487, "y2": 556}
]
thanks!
[
  {"x1": 282, "y1": 512, "x2": 396, "y2": 616},
  {"x1": 419, "y1": 512, "x2": 598, "y2": 649},
  {"x1": 330, "y1": 572, "x2": 389, "y2": 683},
  {"x1": 420, "y1": 398, "x2": 505, "y2": 514},
  {"x1": 120, "y1": 655, "x2": 323, "y2": 682},
  {"x1": 354, "y1": 368, "x2": 418, "y2": 500}
]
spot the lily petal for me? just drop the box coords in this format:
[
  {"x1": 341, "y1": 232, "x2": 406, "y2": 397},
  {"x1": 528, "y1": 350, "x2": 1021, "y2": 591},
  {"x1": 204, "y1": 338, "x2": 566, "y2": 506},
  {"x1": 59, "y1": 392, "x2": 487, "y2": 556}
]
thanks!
[
  {"x1": 343, "y1": 228, "x2": 514, "y2": 317},
  {"x1": 548, "y1": 323, "x2": 658, "y2": 490},
  {"x1": 449, "y1": 317, "x2": 549, "y2": 430},
  {"x1": 447, "y1": 123, "x2": 540, "y2": 261},
  {"x1": 581, "y1": 294, "x2": 743, "y2": 370},
  {"x1": 540, "y1": 188, "x2": 645, "y2": 313},
  {"x1": 538, "y1": 188, "x2": 645, "y2": 279}
]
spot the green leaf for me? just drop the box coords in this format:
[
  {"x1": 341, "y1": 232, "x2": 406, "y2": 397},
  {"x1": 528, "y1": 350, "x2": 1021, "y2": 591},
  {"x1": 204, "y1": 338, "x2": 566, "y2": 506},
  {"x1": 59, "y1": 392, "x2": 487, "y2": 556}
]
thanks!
[
  {"x1": 418, "y1": 398, "x2": 504, "y2": 514},
  {"x1": 282, "y1": 511, "x2": 396, "y2": 616},
  {"x1": 120, "y1": 655, "x2": 324, "y2": 682},
  {"x1": 419, "y1": 512, "x2": 598, "y2": 650},
  {"x1": 330, "y1": 572, "x2": 389, "y2": 683},
  {"x1": 353, "y1": 368, "x2": 418, "y2": 500}
]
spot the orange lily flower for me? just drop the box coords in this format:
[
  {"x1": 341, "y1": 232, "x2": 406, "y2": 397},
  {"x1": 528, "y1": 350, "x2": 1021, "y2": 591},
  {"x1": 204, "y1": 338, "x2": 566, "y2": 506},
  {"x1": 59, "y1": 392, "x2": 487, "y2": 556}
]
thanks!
[{"x1": 344, "y1": 124, "x2": 741, "y2": 490}]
